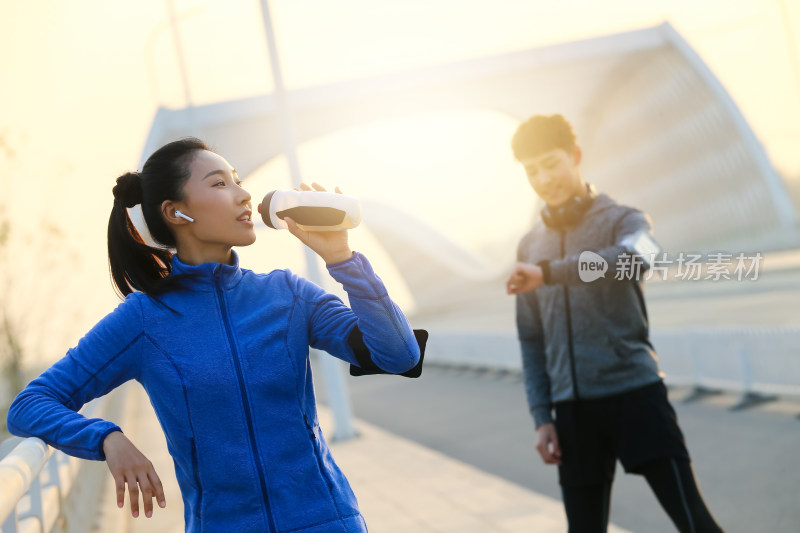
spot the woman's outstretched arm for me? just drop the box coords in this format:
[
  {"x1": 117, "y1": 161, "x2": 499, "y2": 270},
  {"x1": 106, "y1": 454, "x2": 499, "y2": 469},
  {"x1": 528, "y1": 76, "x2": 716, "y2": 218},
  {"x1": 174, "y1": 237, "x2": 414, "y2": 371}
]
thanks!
[
  {"x1": 7, "y1": 298, "x2": 143, "y2": 458},
  {"x1": 6, "y1": 295, "x2": 165, "y2": 517}
]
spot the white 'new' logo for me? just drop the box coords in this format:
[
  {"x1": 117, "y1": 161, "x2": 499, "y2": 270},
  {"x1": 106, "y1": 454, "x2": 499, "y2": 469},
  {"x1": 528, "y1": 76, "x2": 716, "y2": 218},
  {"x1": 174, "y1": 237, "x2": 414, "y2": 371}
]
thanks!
[{"x1": 578, "y1": 251, "x2": 608, "y2": 282}]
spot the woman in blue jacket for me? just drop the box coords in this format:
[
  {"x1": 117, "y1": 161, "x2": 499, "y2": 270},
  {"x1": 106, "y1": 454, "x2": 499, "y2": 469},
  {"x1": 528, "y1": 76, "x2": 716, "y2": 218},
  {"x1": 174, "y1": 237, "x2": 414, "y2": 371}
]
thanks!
[{"x1": 6, "y1": 138, "x2": 421, "y2": 532}]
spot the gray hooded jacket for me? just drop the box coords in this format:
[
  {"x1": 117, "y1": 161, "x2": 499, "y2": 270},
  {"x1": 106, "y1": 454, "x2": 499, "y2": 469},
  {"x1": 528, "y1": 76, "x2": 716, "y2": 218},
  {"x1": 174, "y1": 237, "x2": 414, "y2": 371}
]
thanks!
[{"x1": 516, "y1": 192, "x2": 663, "y2": 428}]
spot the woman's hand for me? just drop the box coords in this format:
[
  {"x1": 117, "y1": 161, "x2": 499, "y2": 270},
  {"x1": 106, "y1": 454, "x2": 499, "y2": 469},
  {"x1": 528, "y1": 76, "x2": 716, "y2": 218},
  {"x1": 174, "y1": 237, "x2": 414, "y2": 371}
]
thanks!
[
  {"x1": 280, "y1": 182, "x2": 353, "y2": 265},
  {"x1": 103, "y1": 431, "x2": 166, "y2": 518}
]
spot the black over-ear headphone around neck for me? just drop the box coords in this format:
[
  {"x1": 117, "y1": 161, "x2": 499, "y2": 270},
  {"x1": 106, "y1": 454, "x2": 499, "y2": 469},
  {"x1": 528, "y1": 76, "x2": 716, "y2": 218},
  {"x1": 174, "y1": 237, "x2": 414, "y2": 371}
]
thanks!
[{"x1": 540, "y1": 183, "x2": 597, "y2": 229}]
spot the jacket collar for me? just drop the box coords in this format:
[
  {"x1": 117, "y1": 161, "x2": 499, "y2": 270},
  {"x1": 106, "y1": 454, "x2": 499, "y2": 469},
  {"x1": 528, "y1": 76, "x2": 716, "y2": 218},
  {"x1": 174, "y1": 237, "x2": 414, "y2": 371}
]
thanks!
[
  {"x1": 170, "y1": 250, "x2": 243, "y2": 291},
  {"x1": 537, "y1": 192, "x2": 617, "y2": 234}
]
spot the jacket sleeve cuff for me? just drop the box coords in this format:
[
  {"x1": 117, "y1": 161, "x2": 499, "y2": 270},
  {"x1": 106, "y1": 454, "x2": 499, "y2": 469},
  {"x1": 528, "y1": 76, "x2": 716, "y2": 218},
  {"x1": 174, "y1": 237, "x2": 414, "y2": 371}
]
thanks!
[
  {"x1": 542, "y1": 256, "x2": 574, "y2": 285},
  {"x1": 536, "y1": 260, "x2": 552, "y2": 285},
  {"x1": 531, "y1": 405, "x2": 554, "y2": 429},
  {"x1": 324, "y1": 251, "x2": 356, "y2": 268},
  {"x1": 96, "y1": 425, "x2": 123, "y2": 461}
]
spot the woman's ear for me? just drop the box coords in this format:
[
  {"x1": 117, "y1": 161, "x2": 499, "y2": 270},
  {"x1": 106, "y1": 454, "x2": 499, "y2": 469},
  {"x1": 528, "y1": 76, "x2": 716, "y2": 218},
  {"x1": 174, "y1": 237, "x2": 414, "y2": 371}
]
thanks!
[{"x1": 162, "y1": 200, "x2": 192, "y2": 225}]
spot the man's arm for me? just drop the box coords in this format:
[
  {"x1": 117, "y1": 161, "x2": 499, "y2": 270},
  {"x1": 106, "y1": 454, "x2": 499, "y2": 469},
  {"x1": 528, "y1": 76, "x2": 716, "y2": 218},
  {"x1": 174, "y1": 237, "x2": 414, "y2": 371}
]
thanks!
[
  {"x1": 516, "y1": 289, "x2": 553, "y2": 428},
  {"x1": 540, "y1": 209, "x2": 657, "y2": 286}
]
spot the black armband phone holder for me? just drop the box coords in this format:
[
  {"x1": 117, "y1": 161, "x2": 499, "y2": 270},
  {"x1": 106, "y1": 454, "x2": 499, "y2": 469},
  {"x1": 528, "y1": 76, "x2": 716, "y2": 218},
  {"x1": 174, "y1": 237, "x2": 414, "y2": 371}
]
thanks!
[{"x1": 348, "y1": 328, "x2": 428, "y2": 378}]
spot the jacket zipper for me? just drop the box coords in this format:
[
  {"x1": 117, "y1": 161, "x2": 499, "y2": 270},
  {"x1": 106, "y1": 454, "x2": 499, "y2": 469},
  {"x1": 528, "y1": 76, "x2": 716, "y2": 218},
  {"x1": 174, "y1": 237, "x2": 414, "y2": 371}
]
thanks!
[
  {"x1": 303, "y1": 415, "x2": 335, "y2": 490},
  {"x1": 560, "y1": 230, "x2": 581, "y2": 400},
  {"x1": 189, "y1": 437, "x2": 203, "y2": 519},
  {"x1": 215, "y1": 278, "x2": 277, "y2": 532},
  {"x1": 303, "y1": 414, "x2": 343, "y2": 519}
]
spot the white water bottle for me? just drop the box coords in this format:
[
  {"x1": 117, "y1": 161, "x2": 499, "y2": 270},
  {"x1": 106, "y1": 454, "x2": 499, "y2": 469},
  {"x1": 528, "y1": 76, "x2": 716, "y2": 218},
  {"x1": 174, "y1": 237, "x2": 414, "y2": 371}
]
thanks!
[{"x1": 259, "y1": 189, "x2": 362, "y2": 231}]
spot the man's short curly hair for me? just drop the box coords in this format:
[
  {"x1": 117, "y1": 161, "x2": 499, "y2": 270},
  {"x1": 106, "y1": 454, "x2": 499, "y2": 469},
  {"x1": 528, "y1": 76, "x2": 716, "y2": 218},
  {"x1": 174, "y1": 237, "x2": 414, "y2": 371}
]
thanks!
[{"x1": 511, "y1": 114, "x2": 576, "y2": 160}]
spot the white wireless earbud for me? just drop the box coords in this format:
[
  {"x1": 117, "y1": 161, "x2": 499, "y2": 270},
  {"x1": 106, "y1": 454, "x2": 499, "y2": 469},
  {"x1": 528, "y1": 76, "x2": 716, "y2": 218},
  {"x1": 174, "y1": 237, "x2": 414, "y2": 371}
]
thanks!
[{"x1": 175, "y1": 210, "x2": 195, "y2": 222}]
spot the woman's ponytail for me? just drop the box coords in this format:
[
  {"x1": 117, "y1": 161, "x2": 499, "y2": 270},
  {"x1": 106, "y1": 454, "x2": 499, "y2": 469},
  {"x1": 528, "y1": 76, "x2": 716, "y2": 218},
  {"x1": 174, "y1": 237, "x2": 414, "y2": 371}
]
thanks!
[
  {"x1": 108, "y1": 172, "x2": 172, "y2": 297},
  {"x1": 107, "y1": 137, "x2": 210, "y2": 299}
]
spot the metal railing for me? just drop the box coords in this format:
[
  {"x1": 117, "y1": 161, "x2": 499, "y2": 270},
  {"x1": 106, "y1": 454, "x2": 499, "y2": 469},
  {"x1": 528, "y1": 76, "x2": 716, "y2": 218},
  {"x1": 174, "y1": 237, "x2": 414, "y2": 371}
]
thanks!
[
  {"x1": 1, "y1": 437, "x2": 73, "y2": 533},
  {"x1": 651, "y1": 326, "x2": 800, "y2": 409}
]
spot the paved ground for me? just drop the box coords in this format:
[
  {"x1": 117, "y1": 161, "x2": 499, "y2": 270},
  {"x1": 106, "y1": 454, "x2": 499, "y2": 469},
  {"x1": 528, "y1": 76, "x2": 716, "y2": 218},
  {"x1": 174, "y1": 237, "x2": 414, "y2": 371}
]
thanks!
[
  {"x1": 316, "y1": 408, "x2": 630, "y2": 533},
  {"x1": 322, "y1": 365, "x2": 800, "y2": 533}
]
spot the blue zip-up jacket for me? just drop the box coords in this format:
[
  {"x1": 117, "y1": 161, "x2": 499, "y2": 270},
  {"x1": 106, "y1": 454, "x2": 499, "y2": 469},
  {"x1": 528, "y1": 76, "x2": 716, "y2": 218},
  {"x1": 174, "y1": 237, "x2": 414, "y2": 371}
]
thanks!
[{"x1": 7, "y1": 251, "x2": 420, "y2": 533}]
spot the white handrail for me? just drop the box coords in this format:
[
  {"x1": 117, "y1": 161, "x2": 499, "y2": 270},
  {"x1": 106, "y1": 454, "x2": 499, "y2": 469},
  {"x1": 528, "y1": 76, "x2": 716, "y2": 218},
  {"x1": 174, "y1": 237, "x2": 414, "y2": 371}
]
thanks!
[{"x1": 0, "y1": 437, "x2": 53, "y2": 528}]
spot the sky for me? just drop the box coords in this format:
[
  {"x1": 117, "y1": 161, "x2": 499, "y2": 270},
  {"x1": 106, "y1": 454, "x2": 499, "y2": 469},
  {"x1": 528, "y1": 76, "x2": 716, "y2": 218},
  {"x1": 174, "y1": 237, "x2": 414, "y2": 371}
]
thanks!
[{"x1": 1, "y1": 0, "x2": 799, "y2": 363}]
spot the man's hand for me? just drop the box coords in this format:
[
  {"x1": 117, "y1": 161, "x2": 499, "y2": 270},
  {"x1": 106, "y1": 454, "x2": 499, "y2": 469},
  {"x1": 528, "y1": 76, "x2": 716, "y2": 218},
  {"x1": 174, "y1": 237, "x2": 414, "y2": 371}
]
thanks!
[
  {"x1": 506, "y1": 262, "x2": 544, "y2": 294},
  {"x1": 535, "y1": 423, "x2": 562, "y2": 465},
  {"x1": 103, "y1": 431, "x2": 166, "y2": 518}
]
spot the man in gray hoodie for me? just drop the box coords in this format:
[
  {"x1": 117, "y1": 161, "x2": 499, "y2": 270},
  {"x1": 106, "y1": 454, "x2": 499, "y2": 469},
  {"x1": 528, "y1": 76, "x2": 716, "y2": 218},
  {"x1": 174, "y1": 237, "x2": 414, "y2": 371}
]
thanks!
[{"x1": 506, "y1": 114, "x2": 724, "y2": 533}]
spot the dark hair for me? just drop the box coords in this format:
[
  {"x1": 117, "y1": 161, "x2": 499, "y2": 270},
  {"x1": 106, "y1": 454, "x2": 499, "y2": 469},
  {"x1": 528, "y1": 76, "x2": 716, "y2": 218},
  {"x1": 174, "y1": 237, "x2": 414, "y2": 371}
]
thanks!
[
  {"x1": 108, "y1": 137, "x2": 211, "y2": 297},
  {"x1": 511, "y1": 114, "x2": 577, "y2": 161}
]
